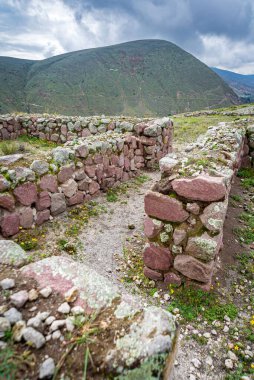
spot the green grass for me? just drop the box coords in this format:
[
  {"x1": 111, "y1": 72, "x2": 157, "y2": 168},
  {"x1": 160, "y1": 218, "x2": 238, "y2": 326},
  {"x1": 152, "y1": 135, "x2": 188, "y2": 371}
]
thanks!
[
  {"x1": 106, "y1": 189, "x2": 118, "y2": 202},
  {"x1": 230, "y1": 194, "x2": 242, "y2": 202},
  {"x1": 0, "y1": 141, "x2": 19, "y2": 156},
  {"x1": 17, "y1": 135, "x2": 58, "y2": 149},
  {"x1": 237, "y1": 167, "x2": 254, "y2": 189},
  {"x1": 173, "y1": 114, "x2": 244, "y2": 143},
  {"x1": 0, "y1": 348, "x2": 17, "y2": 380},
  {"x1": 167, "y1": 287, "x2": 238, "y2": 323}
]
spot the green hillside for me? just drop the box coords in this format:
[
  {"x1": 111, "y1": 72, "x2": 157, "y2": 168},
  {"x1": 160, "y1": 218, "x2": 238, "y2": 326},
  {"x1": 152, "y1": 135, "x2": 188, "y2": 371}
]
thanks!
[
  {"x1": 0, "y1": 40, "x2": 239, "y2": 116},
  {"x1": 212, "y1": 67, "x2": 254, "y2": 103}
]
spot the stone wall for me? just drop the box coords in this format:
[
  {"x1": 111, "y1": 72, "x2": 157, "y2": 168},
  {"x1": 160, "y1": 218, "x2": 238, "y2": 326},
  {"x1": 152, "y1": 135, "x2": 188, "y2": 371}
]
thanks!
[
  {"x1": 143, "y1": 122, "x2": 253, "y2": 290},
  {"x1": 0, "y1": 114, "x2": 156, "y2": 143},
  {"x1": 0, "y1": 117, "x2": 173, "y2": 237}
]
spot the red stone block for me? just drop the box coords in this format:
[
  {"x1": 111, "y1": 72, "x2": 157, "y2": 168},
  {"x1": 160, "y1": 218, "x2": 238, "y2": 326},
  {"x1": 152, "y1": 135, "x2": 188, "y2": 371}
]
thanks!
[
  {"x1": 172, "y1": 175, "x2": 227, "y2": 202},
  {"x1": 85, "y1": 165, "x2": 97, "y2": 178},
  {"x1": 19, "y1": 207, "x2": 33, "y2": 228},
  {"x1": 58, "y1": 165, "x2": 75, "y2": 183},
  {"x1": 36, "y1": 210, "x2": 50, "y2": 225},
  {"x1": 40, "y1": 174, "x2": 58, "y2": 192},
  {"x1": 36, "y1": 191, "x2": 51, "y2": 211},
  {"x1": 0, "y1": 194, "x2": 15, "y2": 211},
  {"x1": 144, "y1": 191, "x2": 189, "y2": 222},
  {"x1": 88, "y1": 181, "x2": 100, "y2": 195},
  {"x1": 13, "y1": 182, "x2": 37, "y2": 206},
  {"x1": 144, "y1": 216, "x2": 163, "y2": 239},
  {"x1": 143, "y1": 243, "x2": 173, "y2": 271},
  {"x1": 144, "y1": 266, "x2": 163, "y2": 281},
  {"x1": 1, "y1": 212, "x2": 20, "y2": 237},
  {"x1": 164, "y1": 272, "x2": 182, "y2": 286},
  {"x1": 67, "y1": 191, "x2": 84, "y2": 206},
  {"x1": 174, "y1": 255, "x2": 214, "y2": 283}
]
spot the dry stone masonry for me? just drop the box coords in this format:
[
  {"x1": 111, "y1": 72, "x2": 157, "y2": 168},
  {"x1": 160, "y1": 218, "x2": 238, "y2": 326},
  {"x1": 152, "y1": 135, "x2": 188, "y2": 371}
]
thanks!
[
  {"x1": 0, "y1": 115, "x2": 173, "y2": 237},
  {"x1": 143, "y1": 122, "x2": 254, "y2": 290}
]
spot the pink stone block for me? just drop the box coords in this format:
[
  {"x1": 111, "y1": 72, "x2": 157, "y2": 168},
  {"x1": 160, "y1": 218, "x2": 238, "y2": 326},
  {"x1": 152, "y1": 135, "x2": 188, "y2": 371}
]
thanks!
[
  {"x1": 144, "y1": 191, "x2": 189, "y2": 222},
  {"x1": 143, "y1": 243, "x2": 173, "y2": 271},
  {"x1": 13, "y1": 182, "x2": 37, "y2": 206}
]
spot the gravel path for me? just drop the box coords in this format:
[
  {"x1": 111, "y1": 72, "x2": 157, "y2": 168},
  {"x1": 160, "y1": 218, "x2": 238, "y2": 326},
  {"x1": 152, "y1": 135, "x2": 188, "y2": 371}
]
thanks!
[{"x1": 77, "y1": 171, "x2": 160, "y2": 288}]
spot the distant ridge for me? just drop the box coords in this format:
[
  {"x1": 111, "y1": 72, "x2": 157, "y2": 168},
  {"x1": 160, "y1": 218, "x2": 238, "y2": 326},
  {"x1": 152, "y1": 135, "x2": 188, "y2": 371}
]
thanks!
[
  {"x1": 212, "y1": 67, "x2": 254, "y2": 103},
  {"x1": 0, "y1": 39, "x2": 239, "y2": 116}
]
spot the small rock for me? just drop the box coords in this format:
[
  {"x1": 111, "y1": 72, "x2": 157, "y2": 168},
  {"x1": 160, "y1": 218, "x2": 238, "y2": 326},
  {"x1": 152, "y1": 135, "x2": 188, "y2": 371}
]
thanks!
[
  {"x1": 28, "y1": 289, "x2": 39, "y2": 301},
  {"x1": 45, "y1": 316, "x2": 56, "y2": 326},
  {"x1": 39, "y1": 357, "x2": 55, "y2": 379},
  {"x1": 57, "y1": 302, "x2": 70, "y2": 314},
  {"x1": 39, "y1": 286, "x2": 52, "y2": 298},
  {"x1": 66, "y1": 318, "x2": 75, "y2": 332},
  {"x1": 71, "y1": 306, "x2": 84, "y2": 315},
  {"x1": 64, "y1": 287, "x2": 78, "y2": 303},
  {"x1": 29, "y1": 306, "x2": 37, "y2": 312},
  {"x1": 46, "y1": 334, "x2": 52, "y2": 342},
  {"x1": 224, "y1": 315, "x2": 231, "y2": 322},
  {"x1": 27, "y1": 316, "x2": 43, "y2": 330},
  {"x1": 192, "y1": 358, "x2": 201, "y2": 369},
  {"x1": 211, "y1": 329, "x2": 217, "y2": 335},
  {"x1": 50, "y1": 320, "x2": 66, "y2": 332},
  {"x1": 225, "y1": 358, "x2": 234, "y2": 369},
  {"x1": 223, "y1": 325, "x2": 229, "y2": 333},
  {"x1": 203, "y1": 332, "x2": 211, "y2": 339},
  {"x1": 13, "y1": 320, "x2": 26, "y2": 342},
  {"x1": 0, "y1": 317, "x2": 11, "y2": 334},
  {"x1": 0, "y1": 278, "x2": 15, "y2": 290},
  {"x1": 22, "y1": 327, "x2": 46, "y2": 349},
  {"x1": 37, "y1": 312, "x2": 50, "y2": 321},
  {"x1": 52, "y1": 330, "x2": 61, "y2": 340},
  {"x1": 205, "y1": 356, "x2": 213, "y2": 366},
  {"x1": 164, "y1": 294, "x2": 170, "y2": 301},
  {"x1": 227, "y1": 351, "x2": 238, "y2": 361},
  {"x1": 4, "y1": 308, "x2": 22, "y2": 325},
  {"x1": 10, "y1": 290, "x2": 29, "y2": 308}
]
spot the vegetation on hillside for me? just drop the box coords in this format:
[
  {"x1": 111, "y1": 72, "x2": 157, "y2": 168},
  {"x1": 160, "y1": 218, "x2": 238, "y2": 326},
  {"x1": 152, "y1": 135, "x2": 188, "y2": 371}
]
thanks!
[{"x1": 0, "y1": 40, "x2": 239, "y2": 116}]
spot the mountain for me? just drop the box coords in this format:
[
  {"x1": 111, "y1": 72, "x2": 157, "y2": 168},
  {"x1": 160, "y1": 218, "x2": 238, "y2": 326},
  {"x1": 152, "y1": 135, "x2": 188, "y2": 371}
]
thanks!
[
  {"x1": 0, "y1": 40, "x2": 239, "y2": 116},
  {"x1": 212, "y1": 67, "x2": 254, "y2": 103}
]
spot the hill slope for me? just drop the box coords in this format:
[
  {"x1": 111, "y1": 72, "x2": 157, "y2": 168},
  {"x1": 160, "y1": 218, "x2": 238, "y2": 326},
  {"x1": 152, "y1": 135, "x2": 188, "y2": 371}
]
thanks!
[
  {"x1": 212, "y1": 67, "x2": 254, "y2": 103},
  {"x1": 0, "y1": 40, "x2": 239, "y2": 116}
]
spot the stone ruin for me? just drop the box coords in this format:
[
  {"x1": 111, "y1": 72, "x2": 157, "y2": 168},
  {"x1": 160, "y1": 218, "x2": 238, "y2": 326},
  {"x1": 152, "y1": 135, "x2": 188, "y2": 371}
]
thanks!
[
  {"x1": 0, "y1": 114, "x2": 173, "y2": 237},
  {"x1": 143, "y1": 122, "x2": 254, "y2": 290}
]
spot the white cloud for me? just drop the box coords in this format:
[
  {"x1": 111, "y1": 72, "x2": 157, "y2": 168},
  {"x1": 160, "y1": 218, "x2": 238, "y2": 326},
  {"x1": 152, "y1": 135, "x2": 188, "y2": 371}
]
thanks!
[{"x1": 199, "y1": 34, "x2": 254, "y2": 74}]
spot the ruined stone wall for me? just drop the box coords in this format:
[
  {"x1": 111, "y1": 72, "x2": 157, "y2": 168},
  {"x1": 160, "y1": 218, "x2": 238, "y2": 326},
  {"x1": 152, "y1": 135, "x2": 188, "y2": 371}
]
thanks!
[
  {"x1": 143, "y1": 122, "x2": 253, "y2": 290},
  {"x1": 0, "y1": 117, "x2": 173, "y2": 237},
  {"x1": 0, "y1": 114, "x2": 157, "y2": 143}
]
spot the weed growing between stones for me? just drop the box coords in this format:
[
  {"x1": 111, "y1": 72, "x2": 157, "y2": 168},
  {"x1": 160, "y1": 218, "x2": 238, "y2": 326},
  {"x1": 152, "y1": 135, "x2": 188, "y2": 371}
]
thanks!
[
  {"x1": 0, "y1": 141, "x2": 19, "y2": 156},
  {"x1": 167, "y1": 287, "x2": 238, "y2": 323}
]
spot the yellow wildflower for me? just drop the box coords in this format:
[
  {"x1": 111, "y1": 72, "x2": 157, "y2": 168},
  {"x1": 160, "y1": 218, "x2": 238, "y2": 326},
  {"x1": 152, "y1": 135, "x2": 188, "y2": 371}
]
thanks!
[
  {"x1": 250, "y1": 319, "x2": 254, "y2": 326},
  {"x1": 251, "y1": 363, "x2": 254, "y2": 369},
  {"x1": 234, "y1": 345, "x2": 239, "y2": 351}
]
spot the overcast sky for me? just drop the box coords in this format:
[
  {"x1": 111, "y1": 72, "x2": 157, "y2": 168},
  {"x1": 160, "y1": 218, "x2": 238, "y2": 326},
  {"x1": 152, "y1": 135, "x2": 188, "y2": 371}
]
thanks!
[{"x1": 0, "y1": 0, "x2": 254, "y2": 74}]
